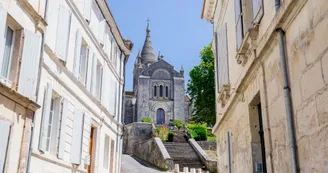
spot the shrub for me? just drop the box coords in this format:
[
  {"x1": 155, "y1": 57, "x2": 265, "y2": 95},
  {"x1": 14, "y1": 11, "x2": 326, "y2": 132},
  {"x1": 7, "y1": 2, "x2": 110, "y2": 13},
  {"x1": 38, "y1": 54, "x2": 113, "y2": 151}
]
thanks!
[
  {"x1": 156, "y1": 125, "x2": 169, "y2": 141},
  {"x1": 187, "y1": 123, "x2": 208, "y2": 141},
  {"x1": 168, "y1": 131, "x2": 175, "y2": 142},
  {"x1": 141, "y1": 117, "x2": 153, "y2": 123},
  {"x1": 174, "y1": 120, "x2": 183, "y2": 130}
]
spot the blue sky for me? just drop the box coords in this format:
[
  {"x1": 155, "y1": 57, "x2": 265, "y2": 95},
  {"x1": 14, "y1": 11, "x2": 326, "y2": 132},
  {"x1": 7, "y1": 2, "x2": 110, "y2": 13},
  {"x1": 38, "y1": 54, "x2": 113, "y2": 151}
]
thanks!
[{"x1": 107, "y1": 0, "x2": 213, "y2": 91}]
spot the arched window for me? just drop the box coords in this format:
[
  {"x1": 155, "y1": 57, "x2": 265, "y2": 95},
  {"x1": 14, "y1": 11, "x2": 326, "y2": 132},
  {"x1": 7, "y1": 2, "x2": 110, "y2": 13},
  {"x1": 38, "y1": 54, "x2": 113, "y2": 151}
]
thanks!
[
  {"x1": 165, "y1": 86, "x2": 169, "y2": 98},
  {"x1": 160, "y1": 85, "x2": 163, "y2": 97},
  {"x1": 154, "y1": 86, "x2": 157, "y2": 97}
]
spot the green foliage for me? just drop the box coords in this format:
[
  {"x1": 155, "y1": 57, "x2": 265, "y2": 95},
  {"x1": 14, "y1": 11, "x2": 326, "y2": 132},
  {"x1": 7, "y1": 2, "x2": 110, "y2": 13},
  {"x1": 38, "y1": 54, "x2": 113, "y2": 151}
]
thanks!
[
  {"x1": 187, "y1": 45, "x2": 216, "y2": 125},
  {"x1": 207, "y1": 134, "x2": 216, "y2": 141},
  {"x1": 168, "y1": 131, "x2": 175, "y2": 142},
  {"x1": 141, "y1": 117, "x2": 153, "y2": 123},
  {"x1": 187, "y1": 123, "x2": 208, "y2": 141},
  {"x1": 174, "y1": 120, "x2": 183, "y2": 130},
  {"x1": 156, "y1": 125, "x2": 169, "y2": 141}
]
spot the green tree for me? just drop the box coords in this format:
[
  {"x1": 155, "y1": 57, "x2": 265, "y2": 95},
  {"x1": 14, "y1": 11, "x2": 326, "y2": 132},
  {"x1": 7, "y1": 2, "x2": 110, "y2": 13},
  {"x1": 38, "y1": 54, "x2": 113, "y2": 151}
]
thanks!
[{"x1": 187, "y1": 45, "x2": 215, "y2": 125}]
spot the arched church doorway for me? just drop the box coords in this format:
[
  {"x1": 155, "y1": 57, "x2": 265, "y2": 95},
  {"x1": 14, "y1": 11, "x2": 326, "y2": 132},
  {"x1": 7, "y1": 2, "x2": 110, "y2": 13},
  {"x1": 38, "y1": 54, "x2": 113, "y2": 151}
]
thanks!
[{"x1": 156, "y1": 108, "x2": 165, "y2": 124}]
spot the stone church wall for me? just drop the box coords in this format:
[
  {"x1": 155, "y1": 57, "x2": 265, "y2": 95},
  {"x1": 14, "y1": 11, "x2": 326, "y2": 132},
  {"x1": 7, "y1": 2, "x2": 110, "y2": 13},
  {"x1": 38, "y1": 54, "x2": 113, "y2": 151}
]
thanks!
[
  {"x1": 137, "y1": 76, "x2": 150, "y2": 121},
  {"x1": 174, "y1": 78, "x2": 186, "y2": 122}
]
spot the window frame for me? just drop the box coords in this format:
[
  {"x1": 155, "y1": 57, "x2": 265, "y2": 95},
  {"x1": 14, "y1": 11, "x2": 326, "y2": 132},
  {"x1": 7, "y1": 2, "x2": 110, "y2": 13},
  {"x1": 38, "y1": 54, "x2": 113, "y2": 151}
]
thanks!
[
  {"x1": 95, "y1": 60, "x2": 103, "y2": 99},
  {"x1": 1, "y1": 25, "x2": 15, "y2": 79},
  {"x1": 79, "y1": 40, "x2": 89, "y2": 85}
]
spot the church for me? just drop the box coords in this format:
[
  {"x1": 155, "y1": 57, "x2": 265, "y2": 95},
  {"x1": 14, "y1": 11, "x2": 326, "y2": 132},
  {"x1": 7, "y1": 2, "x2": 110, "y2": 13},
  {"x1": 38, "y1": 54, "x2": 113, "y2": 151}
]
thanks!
[{"x1": 124, "y1": 23, "x2": 191, "y2": 125}]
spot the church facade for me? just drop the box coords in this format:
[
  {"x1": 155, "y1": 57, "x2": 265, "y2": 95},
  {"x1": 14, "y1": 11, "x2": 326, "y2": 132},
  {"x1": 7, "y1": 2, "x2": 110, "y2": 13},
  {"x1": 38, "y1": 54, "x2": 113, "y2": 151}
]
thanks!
[{"x1": 124, "y1": 24, "x2": 191, "y2": 125}]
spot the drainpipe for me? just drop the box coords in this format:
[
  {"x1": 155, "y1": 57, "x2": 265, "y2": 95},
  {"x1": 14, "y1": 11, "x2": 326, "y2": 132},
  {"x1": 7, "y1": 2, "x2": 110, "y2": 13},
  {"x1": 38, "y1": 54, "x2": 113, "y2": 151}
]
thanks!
[
  {"x1": 275, "y1": 1, "x2": 299, "y2": 173},
  {"x1": 26, "y1": 1, "x2": 49, "y2": 172}
]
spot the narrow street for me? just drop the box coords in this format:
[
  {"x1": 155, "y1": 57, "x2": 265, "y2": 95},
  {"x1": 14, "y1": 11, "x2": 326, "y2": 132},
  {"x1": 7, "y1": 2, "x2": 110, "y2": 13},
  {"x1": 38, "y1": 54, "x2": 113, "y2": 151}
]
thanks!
[{"x1": 121, "y1": 155, "x2": 168, "y2": 173}]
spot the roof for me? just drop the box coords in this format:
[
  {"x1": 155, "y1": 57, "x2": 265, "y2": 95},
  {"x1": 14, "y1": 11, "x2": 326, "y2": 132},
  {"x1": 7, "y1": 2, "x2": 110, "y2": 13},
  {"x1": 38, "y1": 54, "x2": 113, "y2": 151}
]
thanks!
[
  {"x1": 201, "y1": 0, "x2": 217, "y2": 22},
  {"x1": 140, "y1": 23, "x2": 156, "y2": 64}
]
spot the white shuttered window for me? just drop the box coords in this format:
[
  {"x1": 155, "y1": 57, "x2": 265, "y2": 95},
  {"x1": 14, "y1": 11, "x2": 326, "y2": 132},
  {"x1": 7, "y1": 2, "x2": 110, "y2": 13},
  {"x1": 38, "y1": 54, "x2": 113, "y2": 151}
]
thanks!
[
  {"x1": 71, "y1": 109, "x2": 85, "y2": 164},
  {"x1": 217, "y1": 23, "x2": 229, "y2": 92},
  {"x1": 252, "y1": 0, "x2": 264, "y2": 24},
  {"x1": 39, "y1": 84, "x2": 53, "y2": 152},
  {"x1": 234, "y1": 0, "x2": 243, "y2": 50},
  {"x1": 55, "y1": 6, "x2": 71, "y2": 62},
  {"x1": 0, "y1": 5, "x2": 8, "y2": 73},
  {"x1": 73, "y1": 30, "x2": 82, "y2": 77},
  {"x1": 58, "y1": 99, "x2": 68, "y2": 159},
  {"x1": 18, "y1": 30, "x2": 41, "y2": 98}
]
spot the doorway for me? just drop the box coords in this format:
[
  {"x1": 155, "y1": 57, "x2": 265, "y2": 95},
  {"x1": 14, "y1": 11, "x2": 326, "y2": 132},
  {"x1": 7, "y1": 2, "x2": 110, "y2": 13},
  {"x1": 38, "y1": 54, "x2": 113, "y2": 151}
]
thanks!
[
  {"x1": 156, "y1": 108, "x2": 165, "y2": 124},
  {"x1": 88, "y1": 127, "x2": 95, "y2": 173}
]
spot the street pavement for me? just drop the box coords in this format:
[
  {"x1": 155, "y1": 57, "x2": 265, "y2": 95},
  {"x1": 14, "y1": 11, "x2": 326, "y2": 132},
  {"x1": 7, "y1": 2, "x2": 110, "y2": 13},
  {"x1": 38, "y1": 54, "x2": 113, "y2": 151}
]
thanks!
[{"x1": 121, "y1": 154, "x2": 169, "y2": 173}]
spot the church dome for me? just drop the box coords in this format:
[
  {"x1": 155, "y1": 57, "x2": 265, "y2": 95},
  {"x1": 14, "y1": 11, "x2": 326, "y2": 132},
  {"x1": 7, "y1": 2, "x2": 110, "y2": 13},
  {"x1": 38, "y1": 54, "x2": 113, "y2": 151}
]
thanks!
[{"x1": 140, "y1": 23, "x2": 156, "y2": 64}]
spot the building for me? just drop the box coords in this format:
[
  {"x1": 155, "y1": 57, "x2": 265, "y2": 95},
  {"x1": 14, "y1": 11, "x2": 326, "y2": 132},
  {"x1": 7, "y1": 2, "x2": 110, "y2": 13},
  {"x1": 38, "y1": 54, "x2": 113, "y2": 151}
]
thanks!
[
  {"x1": 0, "y1": 0, "x2": 44, "y2": 172},
  {"x1": 202, "y1": 0, "x2": 328, "y2": 172},
  {"x1": 124, "y1": 24, "x2": 190, "y2": 125},
  {"x1": 0, "y1": 0, "x2": 132, "y2": 173}
]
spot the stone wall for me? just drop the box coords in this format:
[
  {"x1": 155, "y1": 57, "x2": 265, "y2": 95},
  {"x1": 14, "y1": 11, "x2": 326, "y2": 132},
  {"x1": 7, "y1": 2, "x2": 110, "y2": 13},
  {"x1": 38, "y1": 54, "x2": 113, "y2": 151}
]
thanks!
[
  {"x1": 196, "y1": 141, "x2": 217, "y2": 151},
  {"x1": 123, "y1": 123, "x2": 174, "y2": 170},
  {"x1": 173, "y1": 78, "x2": 186, "y2": 122},
  {"x1": 189, "y1": 139, "x2": 217, "y2": 173}
]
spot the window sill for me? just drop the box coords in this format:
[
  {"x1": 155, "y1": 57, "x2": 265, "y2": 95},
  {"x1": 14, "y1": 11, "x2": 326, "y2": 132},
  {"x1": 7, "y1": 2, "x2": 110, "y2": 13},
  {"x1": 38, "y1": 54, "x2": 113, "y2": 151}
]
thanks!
[
  {"x1": 217, "y1": 84, "x2": 231, "y2": 108},
  {"x1": 235, "y1": 27, "x2": 259, "y2": 66}
]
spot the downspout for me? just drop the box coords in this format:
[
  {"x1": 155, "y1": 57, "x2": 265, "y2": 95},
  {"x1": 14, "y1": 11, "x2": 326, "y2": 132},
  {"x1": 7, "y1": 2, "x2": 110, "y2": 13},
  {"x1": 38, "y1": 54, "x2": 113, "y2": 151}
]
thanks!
[
  {"x1": 26, "y1": 0, "x2": 48, "y2": 172},
  {"x1": 275, "y1": 1, "x2": 299, "y2": 173}
]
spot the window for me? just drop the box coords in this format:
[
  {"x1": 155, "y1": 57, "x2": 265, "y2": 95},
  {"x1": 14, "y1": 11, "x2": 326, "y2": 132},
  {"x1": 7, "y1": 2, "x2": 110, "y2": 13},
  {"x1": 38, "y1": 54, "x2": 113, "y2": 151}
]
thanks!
[
  {"x1": 160, "y1": 85, "x2": 163, "y2": 97},
  {"x1": 95, "y1": 60, "x2": 103, "y2": 99},
  {"x1": 79, "y1": 40, "x2": 89, "y2": 84},
  {"x1": 154, "y1": 86, "x2": 157, "y2": 97},
  {"x1": 165, "y1": 86, "x2": 169, "y2": 98},
  {"x1": 103, "y1": 135, "x2": 110, "y2": 169},
  {"x1": 235, "y1": 0, "x2": 243, "y2": 50},
  {"x1": 110, "y1": 139, "x2": 115, "y2": 173},
  {"x1": 1, "y1": 26, "x2": 14, "y2": 78},
  {"x1": 0, "y1": 120, "x2": 11, "y2": 173},
  {"x1": 252, "y1": 0, "x2": 264, "y2": 24}
]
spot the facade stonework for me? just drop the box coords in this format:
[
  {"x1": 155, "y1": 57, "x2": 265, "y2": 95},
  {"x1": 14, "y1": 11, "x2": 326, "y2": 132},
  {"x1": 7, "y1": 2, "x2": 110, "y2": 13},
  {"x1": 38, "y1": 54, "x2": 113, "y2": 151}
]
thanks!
[
  {"x1": 124, "y1": 25, "x2": 191, "y2": 125},
  {"x1": 202, "y1": 0, "x2": 328, "y2": 172},
  {"x1": 0, "y1": 0, "x2": 132, "y2": 173}
]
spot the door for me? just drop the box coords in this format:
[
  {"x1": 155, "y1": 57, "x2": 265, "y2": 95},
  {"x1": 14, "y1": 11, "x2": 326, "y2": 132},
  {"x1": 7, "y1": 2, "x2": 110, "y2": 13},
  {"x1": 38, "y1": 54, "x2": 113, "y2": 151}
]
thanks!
[
  {"x1": 88, "y1": 127, "x2": 95, "y2": 173},
  {"x1": 156, "y1": 108, "x2": 165, "y2": 124}
]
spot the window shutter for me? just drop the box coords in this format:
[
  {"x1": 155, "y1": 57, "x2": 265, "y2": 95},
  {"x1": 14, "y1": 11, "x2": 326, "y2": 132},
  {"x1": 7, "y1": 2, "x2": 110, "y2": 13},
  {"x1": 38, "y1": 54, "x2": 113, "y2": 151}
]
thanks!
[
  {"x1": 98, "y1": 20, "x2": 106, "y2": 46},
  {"x1": 218, "y1": 23, "x2": 229, "y2": 91},
  {"x1": 71, "y1": 109, "x2": 85, "y2": 164},
  {"x1": 86, "y1": 50, "x2": 94, "y2": 91},
  {"x1": 83, "y1": 0, "x2": 91, "y2": 22},
  {"x1": 91, "y1": 55, "x2": 97, "y2": 95},
  {"x1": 101, "y1": 68, "x2": 108, "y2": 106},
  {"x1": 58, "y1": 98, "x2": 68, "y2": 159},
  {"x1": 39, "y1": 84, "x2": 53, "y2": 152},
  {"x1": 252, "y1": 0, "x2": 264, "y2": 24},
  {"x1": 234, "y1": 0, "x2": 243, "y2": 50},
  {"x1": 73, "y1": 30, "x2": 82, "y2": 77},
  {"x1": 18, "y1": 30, "x2": 41, "y2": 98},
  {"x1": 55, "y1": 6, "x2": 71, "y2": 62},
  {"x1": 0, "y1": 120, "x2": 10, "y2": 173},
  {"x1": 0, "y1": 6, "x2": 7, "y2": 74}
]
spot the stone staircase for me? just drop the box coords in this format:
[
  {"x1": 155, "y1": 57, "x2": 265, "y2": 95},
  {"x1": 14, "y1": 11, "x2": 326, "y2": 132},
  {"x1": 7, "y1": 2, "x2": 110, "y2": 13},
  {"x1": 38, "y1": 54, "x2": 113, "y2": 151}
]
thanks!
[{"x1": 164, "y1": 131, "x2": 206, "y2": 171}]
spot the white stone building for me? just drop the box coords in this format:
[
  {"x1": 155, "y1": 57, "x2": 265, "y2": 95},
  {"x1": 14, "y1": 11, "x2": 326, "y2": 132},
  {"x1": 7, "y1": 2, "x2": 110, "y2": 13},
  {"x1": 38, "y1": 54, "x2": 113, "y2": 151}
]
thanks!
[{"x1": 0, "y1": 0, "x2": 132, "y2": 173}]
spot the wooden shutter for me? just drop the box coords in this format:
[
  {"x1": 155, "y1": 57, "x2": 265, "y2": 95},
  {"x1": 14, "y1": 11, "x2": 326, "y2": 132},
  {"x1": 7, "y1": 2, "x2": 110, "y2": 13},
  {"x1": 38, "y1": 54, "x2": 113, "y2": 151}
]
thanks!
[
  {"x1": 0, "y1": 120, "x2": 11, "y2": 173},
  {"x1": 71, "y1": 109, "x2": 85, "y2": 164},
  {"x1": 0, "y1": 6, "x2": 7, "y2": 74},
  {"x1": 234, "y1": 0, "x2": 243, "y2": 50},
  {"x1": 98, "y1": 20, "x2": 106, "y2": 46},
  {"x1": 218, "y1": 23, "x2": 229, "y2": 91},
  {"x1": 58, "y1": 98, "x2": 68, "y2": 159},
  {"x1": 73, "y1": 30, "x2": 82, "y2": 77},
  {"x1": 86, "y1": 50, "x2": 93, "y2": 91},
  {"x1": 84, "y1": 0, "x2": 91, "y2": 22},
  {"x1": 18, "y1": 30, "x2": 41, "y2": 98},
  {"x1": 55, "y1": 6, "x2": 71, "y2": 62},
  {"x1": 39, "y1": 84, "x2": 53, "y2": 152},
  {"x1": 252, "y1": 0, "x2": 264, "y2": 24},
  {"x1": 91, "y1": 55, "x2": 97, "y2": 95}
]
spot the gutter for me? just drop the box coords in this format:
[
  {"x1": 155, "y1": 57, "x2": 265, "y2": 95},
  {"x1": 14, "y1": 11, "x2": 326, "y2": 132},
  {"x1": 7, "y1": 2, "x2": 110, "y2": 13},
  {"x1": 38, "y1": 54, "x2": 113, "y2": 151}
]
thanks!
[{"x1": 275, "y1": 1, "x2": 299, "y2": 173}]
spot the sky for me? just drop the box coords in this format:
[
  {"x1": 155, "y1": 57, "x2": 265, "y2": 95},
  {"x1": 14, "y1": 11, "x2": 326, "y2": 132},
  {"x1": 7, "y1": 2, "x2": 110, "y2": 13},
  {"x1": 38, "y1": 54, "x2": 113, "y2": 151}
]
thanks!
[{"x1": 107, "y1": 0, "x2": 213, "y2": 91}]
